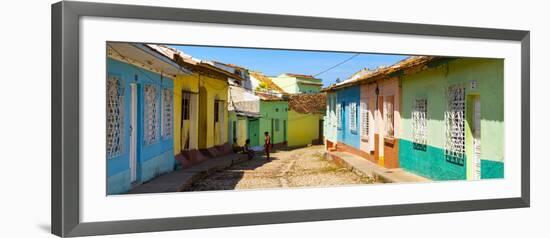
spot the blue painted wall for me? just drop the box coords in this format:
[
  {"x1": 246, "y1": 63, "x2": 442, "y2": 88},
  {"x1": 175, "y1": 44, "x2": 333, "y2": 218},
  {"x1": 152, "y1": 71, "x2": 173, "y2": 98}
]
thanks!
[
  {"x1": 336, "y1": 86, "x2": 361, "y2": 149},
  {"x1": 107, "y1": 58, "x2": 175, "y2": 195}
]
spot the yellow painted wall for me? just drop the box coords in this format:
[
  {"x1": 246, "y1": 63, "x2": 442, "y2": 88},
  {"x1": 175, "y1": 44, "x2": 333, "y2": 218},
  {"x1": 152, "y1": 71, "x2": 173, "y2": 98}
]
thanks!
[
  {"x1": 173, "y1": 73, "x2": 228, "y2": 154},
  {"x1": 198, "y1": 74, "x2": 228, "y2": 149},
  {"x1": 287, "y1": 110, "x2": 323, "y2": 147},
  {"x1": 173, "y1": 74, "x2": 199, "y2": 155},
  {"x1": 237, "y1": 117, "x2": 248, "y2": 146}
]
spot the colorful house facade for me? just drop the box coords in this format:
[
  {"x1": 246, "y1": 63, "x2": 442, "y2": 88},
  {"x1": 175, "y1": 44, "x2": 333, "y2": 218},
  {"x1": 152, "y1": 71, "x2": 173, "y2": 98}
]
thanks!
[
  {"x1": 106, "y1": 42, "x2": 191, "y2": 194},
  {"x1": 147, "y1": 45, "x2": 243, "y2": 168},
  {"x1": 324, "y1": 92, "x2": 338, "y2": 150},
  {"x1": 227, "y1": 85, "x2": 261, "y2": 147},
  {"x1": 399, "y1": 57, "x2": 504, "y2": 180},
  {"x1": 270, "y1": 73, "x2": 323, "y2": 94},
  {"x1": 209, "y1": 61, "x2": 261, "y2": 148},
  {"x1": 323, "y1": 56, "x2": 504, "y2": 181},
  {"x1": 287, "y1": 93, "x2": 326, "y2": 147},
  {"x1": 249, "y1": 71, "x2": 289, "y2": 148}
]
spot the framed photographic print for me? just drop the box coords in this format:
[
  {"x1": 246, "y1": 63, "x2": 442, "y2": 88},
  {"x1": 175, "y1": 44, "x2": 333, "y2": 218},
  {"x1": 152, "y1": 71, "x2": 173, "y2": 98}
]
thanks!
[{"x1": 51, "y1": 1, "x2": 530, "y2": 237}]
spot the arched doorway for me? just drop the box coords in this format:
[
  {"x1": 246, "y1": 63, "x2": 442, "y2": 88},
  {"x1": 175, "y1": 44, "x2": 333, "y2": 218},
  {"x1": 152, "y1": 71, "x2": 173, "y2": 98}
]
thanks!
[{"x1": 198, "y1": 86, "x2": 208, "y2": 149}]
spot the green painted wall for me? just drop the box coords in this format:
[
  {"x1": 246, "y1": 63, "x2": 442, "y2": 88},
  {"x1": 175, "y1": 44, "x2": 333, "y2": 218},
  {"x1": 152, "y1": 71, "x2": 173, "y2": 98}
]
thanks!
[
  {"x1": 297, "y1": 83, "x2": 322, "y2": 93},
  {"x1": 399, "y1": 58, "x2": 504, "y2": 180},
  {"x1": 256, "y1": 100, "x2": 289, "y2": 146},
  {"x1": 248, "y1": 119, "x2": 260, "y2": 147},
  {"x1": 271, "y1": 75, "x2": 322, "y2": 94}
]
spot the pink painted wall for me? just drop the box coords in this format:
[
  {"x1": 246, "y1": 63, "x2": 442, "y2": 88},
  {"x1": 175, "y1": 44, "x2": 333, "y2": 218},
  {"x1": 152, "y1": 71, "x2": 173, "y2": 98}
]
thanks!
[{"x1": 359, "y1": 77, "x2": 401, "y2": 158}]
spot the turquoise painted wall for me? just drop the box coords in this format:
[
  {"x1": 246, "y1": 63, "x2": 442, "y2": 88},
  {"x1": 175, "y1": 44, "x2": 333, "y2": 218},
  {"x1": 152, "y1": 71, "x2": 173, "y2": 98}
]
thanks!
[
  {"x1": 107, "y1": 58, "x2": 175, "y2": 195},
  {"x1": 399, "y1": 58, "x2": 504, "y2": 180},
  {"x1": 336, "y1": 86, "x2": 361, "y2": 149}
]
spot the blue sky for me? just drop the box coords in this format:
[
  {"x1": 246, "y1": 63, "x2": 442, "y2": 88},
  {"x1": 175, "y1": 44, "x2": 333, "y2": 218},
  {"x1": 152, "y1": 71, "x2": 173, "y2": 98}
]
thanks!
[{"x1": 171, "y1": 45, "x2": 409, "y2": 87}]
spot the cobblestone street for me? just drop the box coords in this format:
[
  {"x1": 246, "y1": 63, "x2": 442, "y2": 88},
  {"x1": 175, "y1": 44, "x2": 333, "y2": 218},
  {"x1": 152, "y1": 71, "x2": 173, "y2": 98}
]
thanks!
[{"x1": 186, "y1": 145, "x2": 376, "y2": 191}]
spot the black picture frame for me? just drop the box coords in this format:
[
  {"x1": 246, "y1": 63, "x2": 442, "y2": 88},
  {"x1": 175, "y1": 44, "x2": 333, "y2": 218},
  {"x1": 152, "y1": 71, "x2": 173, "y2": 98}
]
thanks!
[{"x1": 51, "y1": 1, "x2": 530, "y2": 237}]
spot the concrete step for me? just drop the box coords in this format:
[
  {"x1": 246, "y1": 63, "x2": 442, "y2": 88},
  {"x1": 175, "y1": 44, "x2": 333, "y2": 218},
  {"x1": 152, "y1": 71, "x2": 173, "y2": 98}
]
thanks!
[
  {"x1": 326, "y1": 151, "x2": 430, "y2": 183},
  {"x1": 126, "y1": 153, "x2": 250, "y2": 194}
]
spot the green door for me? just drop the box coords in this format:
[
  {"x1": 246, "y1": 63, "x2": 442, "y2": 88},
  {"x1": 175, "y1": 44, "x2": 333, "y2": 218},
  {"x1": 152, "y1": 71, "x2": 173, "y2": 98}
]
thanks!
[{"x1": 248, "y1": 119, "x2": 260, "y2": 147}]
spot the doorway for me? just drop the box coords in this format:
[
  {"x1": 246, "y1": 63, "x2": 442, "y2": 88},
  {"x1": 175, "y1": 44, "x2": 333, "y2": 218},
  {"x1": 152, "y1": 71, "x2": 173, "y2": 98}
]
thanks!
[
  {"x1": 129, "y1": 83, "x2": 138, "y2": 183},
  {"x1": 198, "y1": 86, "x2": 207, "y2": 149},
  {"x1": 318, "y1": 119, "x2": 324, "y2": 142},
  {"x1": 471, "y1": 96, "x2": 481, "y2": 180}
]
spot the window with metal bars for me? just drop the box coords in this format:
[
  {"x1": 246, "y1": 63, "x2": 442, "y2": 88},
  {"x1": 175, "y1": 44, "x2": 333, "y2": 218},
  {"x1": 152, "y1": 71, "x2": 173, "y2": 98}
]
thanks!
[
  {"x1": 349, "y1": 102, "x2": 357, "y2": 133},
  {"x1": 144, "y1": 85, "x2": 159, "y2": 145},
  {"x1": 360, "y1": 101, "x2": 369, "y2": 139},
  {"x1": 214, "y1": 100, "x2": 220, "y2": 122},
  {"x1": 181, "y1": 91, "x2": 191, "y2": 120},
  {"x1": 412, "y1": 98, "x2": 427, "y2": 150},
  {"x1": 162, "y1": 89, "x2": 173, "y2": 138},
  {"x1": 336, "y1": 103, "x2": 342, "y2": 129},
  {"x1": 384, "y1": 95, "x2": 395, "y2": 138},
  {"x1": 444, "y1": 86, "x2": 465, "y2": 165},
  {"x1": 106, "y1": 76, "x2": 124, "y2": 157}
]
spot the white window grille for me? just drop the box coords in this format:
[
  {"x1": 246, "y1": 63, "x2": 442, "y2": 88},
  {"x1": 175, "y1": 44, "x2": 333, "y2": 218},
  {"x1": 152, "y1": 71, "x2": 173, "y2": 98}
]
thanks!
[
  {"x1": 336, "y1": 103, "x2": 342, "y2": 129},
  {"x1": 360, "y1": 101, "x2": 369, "y2": 139},
  {"x1": 162, "y1": 89, "x2": 173, "y2": 138},
  {"x1": 384, "y1": 96, "x2": 395, "y2": 137},
  {"x1": 444, "y1": 86, "x2": 465, "y2": 165},
  {"x1": 144, "y1": 85, "x2": 158, "y2": 145},
  {"x1": 412, "y1": 98, "x2": 427, "y2": 150},
  {"x1": 349, "y1": 102, "x2": 357, "y2": 133},
  {"x1": 106, "y1": 76, "x2": 124, "y2": 157}
]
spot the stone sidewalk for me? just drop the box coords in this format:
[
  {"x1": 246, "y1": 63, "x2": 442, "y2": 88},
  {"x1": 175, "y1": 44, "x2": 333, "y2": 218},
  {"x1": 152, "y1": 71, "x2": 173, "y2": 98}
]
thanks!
[
  {"x1": 126, "y1": 153, "x2": 250, "y2": 194},
  {"x1": 325, "y1": 151, "x2": 430, "y2": 183}
]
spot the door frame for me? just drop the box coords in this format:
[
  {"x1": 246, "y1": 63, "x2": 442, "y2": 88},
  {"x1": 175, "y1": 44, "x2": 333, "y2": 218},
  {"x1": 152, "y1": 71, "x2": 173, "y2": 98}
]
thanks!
[
  {"x1": 471, "y1": 95, "x2": 481, "y2": 180},
  {"x1": 129, "y1": 83, "x2": 138, "y2": 183}
]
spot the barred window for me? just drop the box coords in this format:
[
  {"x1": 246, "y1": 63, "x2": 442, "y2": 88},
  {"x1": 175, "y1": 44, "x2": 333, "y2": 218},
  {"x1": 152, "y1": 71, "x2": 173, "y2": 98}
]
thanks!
[
  {"x1": 384, "y1": 96, "x2": 395, "y2": 137},
  {"x1": 181, "y1": 91, "x2": 191, "y2": 120},
  {"x1": 336, "y1": 103, "x2": 342, "y2": 129},
  {"x1": 349, "y1": 102, "x2": 357, "y2": 133},
  {"x1": 144, "y1": 85, "x2": 159, "y2": 145},
  {"x1": 106, "y1": 76, "x2": 124, "y2": 157},
  {"x1": 444, "y1": 86, "x2": 465, "y2": 165},
  {"x1": 162, "y1": 89, "x2": 173, "y2": 138},
  {"x1": 214, "y1": 100, "x2": 220, "y2": 122},
  {"x1": 360, "y1": 101, "x2": 369, "y2": 139},
  {"x1": 412, "y1": 98, "x2": 427, "y2": 150}
]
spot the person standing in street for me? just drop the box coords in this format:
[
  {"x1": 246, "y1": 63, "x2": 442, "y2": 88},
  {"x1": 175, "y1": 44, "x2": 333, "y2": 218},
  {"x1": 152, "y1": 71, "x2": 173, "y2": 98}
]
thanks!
[{"x1": 264, "y1": 131, "x2": 271, "y2": 160}]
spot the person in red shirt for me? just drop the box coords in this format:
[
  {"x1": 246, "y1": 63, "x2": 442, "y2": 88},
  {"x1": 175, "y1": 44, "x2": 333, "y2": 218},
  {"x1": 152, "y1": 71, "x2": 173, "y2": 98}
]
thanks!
[{"x1": 264, "y1": 131, "x2": 271, "y2": 160}]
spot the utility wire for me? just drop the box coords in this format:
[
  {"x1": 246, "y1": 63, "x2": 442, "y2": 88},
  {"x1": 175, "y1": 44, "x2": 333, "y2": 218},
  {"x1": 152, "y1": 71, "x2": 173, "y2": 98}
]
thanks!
[{"x1": 313, "y1": 53, "x2": 361, "y2": 77}]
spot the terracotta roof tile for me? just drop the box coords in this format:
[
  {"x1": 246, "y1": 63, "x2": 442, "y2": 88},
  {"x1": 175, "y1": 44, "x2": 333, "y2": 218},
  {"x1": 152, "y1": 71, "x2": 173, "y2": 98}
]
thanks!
[
  {"x1": 323, "y1": 56, "x2": 447, "y2": 91},
  {"x1": 288, "y1": 93, "x2": 326, "y2": 114}
]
